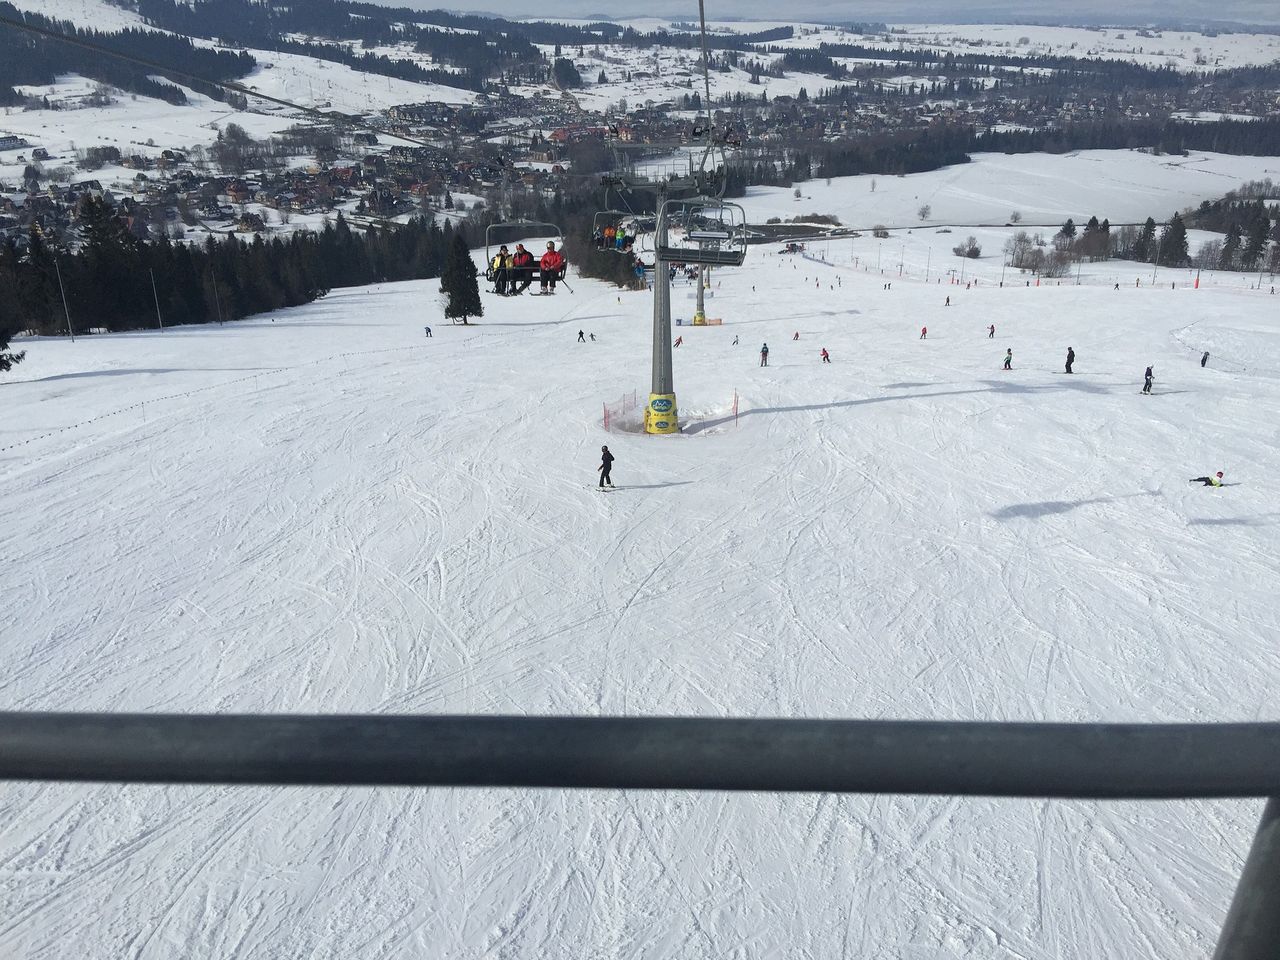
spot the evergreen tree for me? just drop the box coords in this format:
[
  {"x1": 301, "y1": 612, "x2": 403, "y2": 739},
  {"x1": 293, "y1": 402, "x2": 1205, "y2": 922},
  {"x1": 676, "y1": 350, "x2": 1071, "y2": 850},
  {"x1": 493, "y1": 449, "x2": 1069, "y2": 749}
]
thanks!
[
  {"x1": 552, "y1": 58, "x2": 582, "y2": 88},
  {"x1": 440, "y1": 235, "x2": 482, "y2": 325},
  {"x1": 1133, "y1": 217, "x2": 1156, "y2": 262},
  {"x1": 1058, "y1": 218, "x2": 1076, "y2": 240},
  {"x1": 0, "y1": 240, "x2": 24, "y2": 372},
  {"x1": 1158, "y1": 213, "x2": 1189, "y2": 266},
  {"x1": 1219, "y1": 222, "x2": 1242, "y2": 270},
  {"x1": 1242, "y1": 215, "x2": 1270, "y2": 270}
]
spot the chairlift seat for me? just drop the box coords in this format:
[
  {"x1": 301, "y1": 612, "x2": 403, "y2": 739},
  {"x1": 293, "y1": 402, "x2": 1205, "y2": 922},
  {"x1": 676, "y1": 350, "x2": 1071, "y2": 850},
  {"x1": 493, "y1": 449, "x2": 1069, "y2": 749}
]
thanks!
[{"x1": 656, "y1": 245, "x2": 747, "y2": 267}]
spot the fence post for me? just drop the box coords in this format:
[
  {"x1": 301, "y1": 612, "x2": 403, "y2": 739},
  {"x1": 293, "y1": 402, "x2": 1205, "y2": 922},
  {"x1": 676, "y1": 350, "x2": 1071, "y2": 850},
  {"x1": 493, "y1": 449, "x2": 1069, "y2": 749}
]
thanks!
[{"x1": 1214, "y1": 797, "x2": 1280, "y2": 959}]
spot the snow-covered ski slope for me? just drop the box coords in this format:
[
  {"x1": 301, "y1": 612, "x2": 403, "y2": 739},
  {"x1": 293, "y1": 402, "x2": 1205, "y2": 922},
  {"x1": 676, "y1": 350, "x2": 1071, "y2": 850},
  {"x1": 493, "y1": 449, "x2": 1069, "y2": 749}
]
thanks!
[{"x1": 4, "y1": 217, "x2": 1280, "y2": 956}]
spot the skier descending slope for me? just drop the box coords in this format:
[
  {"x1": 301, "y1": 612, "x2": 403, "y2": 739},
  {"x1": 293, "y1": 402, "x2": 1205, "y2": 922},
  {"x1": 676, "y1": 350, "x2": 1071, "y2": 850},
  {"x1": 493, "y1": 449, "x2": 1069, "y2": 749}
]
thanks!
[
  {"x1": 1003, "y1": 348, "x2": 1013, "y2": 370},
  {"x1": 1065, "y1": 347, "x2": 1075, "y2": 374},
  {"x1": 598, "y1": 445, "x2": 615, "y2": 489},
  {"x1": 1142, "y1": 366, "x2": 1154, "y2": 394},
  {"x1": 760, "y1": 343, "x2": 769, "y2": 367}
]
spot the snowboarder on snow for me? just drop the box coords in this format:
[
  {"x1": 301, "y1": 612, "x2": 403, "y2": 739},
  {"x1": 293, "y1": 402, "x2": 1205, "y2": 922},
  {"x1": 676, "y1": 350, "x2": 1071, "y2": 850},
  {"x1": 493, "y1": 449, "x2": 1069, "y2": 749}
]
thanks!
[
  {"x1": 988, "y1": 324, "x2": 995, "y2": 338},
  {"x1": 821, "y1": 348, "x2": 830, "y2": 363},
  {"x1": 598, "y1": 445, "x2": 614, "y2": 488},
  {"x1": 920, "y1": 326, "x2": 927, "y2": 339},
  {"x1": 1189, "y1": 471, "x2": 1224, "y2": 487},
  {"x1": 760, "y1": 343, "x2": 769, "y2": 367},
  {"x1": 1065, "y1": 347, "x2": 1075, "y2": 374},
  {"x1": 1003, "y1": 348, "x2": 1013, "y2": 370},
  {"x1": 1142, "y1": 366, "x2": 1154, "y2": 394},
  {"x1": 578, "y1": 330, "x2": 585, "y2": 342},
  {"x1": 1201, "y1": 351, "x2": 1210, "y2": 368}
]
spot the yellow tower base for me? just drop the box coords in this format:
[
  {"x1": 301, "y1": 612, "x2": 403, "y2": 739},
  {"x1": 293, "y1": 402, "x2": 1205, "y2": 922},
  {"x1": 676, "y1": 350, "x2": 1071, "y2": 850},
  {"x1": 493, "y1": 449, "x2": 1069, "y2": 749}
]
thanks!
[{"x1": 645, "y1": 393, "x2": 679, "y2": 434}]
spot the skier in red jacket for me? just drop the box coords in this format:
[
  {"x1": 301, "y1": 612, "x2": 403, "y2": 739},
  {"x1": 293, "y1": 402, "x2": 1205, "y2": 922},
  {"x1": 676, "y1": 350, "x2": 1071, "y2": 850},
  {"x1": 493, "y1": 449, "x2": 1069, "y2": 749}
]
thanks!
[
  {"x1": 510, "y1": 243, "x2": 535, "y2": 294},
  {"x1": 539, "y1": 241, "x2": 566, "y2": 294}
]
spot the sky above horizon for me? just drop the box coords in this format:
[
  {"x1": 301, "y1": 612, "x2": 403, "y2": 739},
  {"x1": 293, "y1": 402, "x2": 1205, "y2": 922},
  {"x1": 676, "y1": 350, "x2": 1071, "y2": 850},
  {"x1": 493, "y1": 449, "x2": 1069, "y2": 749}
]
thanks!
[{"x1": 364, "y1": 0, "x2": 1280, "y2": 26}]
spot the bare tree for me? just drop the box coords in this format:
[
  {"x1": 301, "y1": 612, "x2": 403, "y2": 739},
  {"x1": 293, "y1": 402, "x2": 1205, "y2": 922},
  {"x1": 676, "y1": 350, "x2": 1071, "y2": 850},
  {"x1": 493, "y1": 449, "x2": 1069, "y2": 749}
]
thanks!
[{"x1": 917, "y1": 203, "x2": 931, "y2": 221}]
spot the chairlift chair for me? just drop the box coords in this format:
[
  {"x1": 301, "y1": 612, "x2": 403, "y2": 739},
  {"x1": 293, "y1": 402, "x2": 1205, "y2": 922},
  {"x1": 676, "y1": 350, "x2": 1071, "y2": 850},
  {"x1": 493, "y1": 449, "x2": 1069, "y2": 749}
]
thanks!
[
  {"x1": 483, "y1": 219, "x2": 565, "y2": 289},
  {"x1": 654, "y1": 198, "x2": 747, "y2": 267},
  {"x1": 484, "y1": 219, "x2": 563, "y2": 265}
]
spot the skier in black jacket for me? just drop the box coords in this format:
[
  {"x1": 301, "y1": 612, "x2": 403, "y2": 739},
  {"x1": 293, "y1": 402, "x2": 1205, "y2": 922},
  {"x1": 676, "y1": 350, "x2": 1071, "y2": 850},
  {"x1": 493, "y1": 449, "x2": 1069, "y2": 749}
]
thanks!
[
  {"x1": 1065, "y1": 347, "x2": 1075, "y2": 374},
  {"x1": 598, "y1": 445, "x2": 614, "y2": 488}
]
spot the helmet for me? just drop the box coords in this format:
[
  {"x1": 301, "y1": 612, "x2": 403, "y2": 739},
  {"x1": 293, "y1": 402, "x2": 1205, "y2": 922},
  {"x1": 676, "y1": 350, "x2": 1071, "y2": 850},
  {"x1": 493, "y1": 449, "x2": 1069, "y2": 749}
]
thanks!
[{"x1": 1216, "y1": 471, "x2": 1224, "y2": 478}]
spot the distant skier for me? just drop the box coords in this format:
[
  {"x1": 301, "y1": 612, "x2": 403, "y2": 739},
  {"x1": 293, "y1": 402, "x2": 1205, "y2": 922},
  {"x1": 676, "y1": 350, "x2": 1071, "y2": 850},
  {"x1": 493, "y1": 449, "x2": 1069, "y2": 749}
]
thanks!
[
  {"x1": 920, "y1": 326, "x2": 927, "y2": 340},
  {"x1": 578, "y1": 330, "x2": 585, "y2": 342},
  {"x1": 598, "y1": 445, "x2": 614, "y2": 488},
  {"x1": 760, "y1": 343, "x2": 769, "y2": 367},
  {"x1": 424, "y1": 325, "x2": 432, "y2": 338},
  {"x1": 945, "y1": 296, "x2": 950, "y2": 306},
  {"x1": 590, "y1": 333, "x2": 596, "y2": 342},
  {"x1": 1003, "y1": 348, "x2": 1013, "y2": 370},
  {"x1": 820, "y1": 347, "x2": 830, "y2": 363},
  {"x1": 1142, "y1": 365, "x2": 1154, "y2": 394},
  {"x1": 1189, "y1": 471, "x2": 1224, "y2": 487},
  {"x1": 1065, "y1": 347, "x2": 1075, "y2": 374},
  {"x1": 793, "y1": 331, "x2": 800, "y2": 340},
  {"x1": 674, "y1": 335, "x2": 683, "y2": 347},
  {"x1": 1201, "y1": 351, "x2": 1210, "y2": 368},
  {"x1": 988, "y1": 324, "x2": 995, "y2": 338},
  {"x1": 732, "y1": 335, "x2": 739, "y2": 346}
]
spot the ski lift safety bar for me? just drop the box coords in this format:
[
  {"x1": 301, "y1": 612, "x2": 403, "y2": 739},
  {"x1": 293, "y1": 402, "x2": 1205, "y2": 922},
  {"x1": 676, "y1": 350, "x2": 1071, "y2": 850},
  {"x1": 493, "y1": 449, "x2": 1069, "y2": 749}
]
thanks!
[
  {"x1": 3, "y1": 715, "x2": 1278, "y2": 957},
  {"x1": 3, "y1": 714, "x2": 1279, "y2": 795}
]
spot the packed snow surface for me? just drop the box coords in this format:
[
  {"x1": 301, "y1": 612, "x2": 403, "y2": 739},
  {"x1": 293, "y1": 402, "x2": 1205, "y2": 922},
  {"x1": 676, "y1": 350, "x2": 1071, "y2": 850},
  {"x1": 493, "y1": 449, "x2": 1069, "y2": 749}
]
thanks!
[{"x1": 3, "y1": 205, "x2": 1280, "y2": 954}]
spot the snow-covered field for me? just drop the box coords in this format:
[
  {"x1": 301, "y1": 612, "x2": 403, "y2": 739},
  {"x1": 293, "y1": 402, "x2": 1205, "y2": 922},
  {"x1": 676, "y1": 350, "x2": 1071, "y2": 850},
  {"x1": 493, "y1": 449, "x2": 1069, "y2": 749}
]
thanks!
[
  {"x1": 746, "y1": 149, "x2": 1280, "y2": 229},
  {"x1": 4, "y1": 166, "x2": 1280, "y2": 954}
]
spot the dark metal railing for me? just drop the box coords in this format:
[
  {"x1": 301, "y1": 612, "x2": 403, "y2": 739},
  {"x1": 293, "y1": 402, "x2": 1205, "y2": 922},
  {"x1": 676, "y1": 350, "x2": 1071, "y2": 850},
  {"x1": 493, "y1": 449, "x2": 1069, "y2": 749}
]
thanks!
[{"x1": 1, "y1": 714, "x2": 1275, "y2": 958}]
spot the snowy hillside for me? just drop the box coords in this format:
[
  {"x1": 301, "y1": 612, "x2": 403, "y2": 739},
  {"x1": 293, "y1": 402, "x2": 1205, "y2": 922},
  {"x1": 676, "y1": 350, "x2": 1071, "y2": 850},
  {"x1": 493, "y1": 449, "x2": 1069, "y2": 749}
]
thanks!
[
  {"x1": 4, "y1": 170, "x2": 1280, "y2": 954},
  {"x1": 719, "y1": 150, "x2": 1280, "y2": 230}
]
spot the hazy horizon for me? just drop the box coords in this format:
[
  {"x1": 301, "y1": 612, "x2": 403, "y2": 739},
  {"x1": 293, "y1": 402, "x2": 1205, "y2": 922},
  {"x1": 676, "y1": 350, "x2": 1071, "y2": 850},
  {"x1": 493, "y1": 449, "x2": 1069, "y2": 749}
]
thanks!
[{"x1": 363, "y1": 0, "x2": 1280, "y2": 28}]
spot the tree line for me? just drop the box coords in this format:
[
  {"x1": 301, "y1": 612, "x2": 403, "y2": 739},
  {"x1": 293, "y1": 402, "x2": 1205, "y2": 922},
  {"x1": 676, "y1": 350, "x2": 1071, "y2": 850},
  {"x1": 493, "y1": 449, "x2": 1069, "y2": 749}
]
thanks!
[
  {"x1": 0, "y1": 199, "x2": 473, "y2": 353},
  {"x1": 0, "y1": 2, "x2": 255, "y2": 106},
  {"x1": 719, "y1": 117, "x2": 1280, "y2": 197}
]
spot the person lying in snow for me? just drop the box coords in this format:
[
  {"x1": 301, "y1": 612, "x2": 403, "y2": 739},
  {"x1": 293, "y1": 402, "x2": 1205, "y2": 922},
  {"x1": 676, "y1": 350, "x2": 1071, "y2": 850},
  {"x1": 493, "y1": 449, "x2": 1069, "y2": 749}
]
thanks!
[{"x1": 1189, "y1": 472, "x2": 1224, "y2": 487}]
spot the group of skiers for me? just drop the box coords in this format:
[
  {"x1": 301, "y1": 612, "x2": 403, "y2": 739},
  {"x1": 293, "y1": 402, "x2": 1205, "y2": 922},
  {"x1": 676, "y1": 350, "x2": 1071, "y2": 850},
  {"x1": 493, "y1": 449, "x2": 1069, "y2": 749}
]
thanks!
[
  {"x1": 489, "y1": 241, "x2": 566, "y2": 296},
  {"x1": 593, "y1": 225, "x2": 635, "y2": 253}
]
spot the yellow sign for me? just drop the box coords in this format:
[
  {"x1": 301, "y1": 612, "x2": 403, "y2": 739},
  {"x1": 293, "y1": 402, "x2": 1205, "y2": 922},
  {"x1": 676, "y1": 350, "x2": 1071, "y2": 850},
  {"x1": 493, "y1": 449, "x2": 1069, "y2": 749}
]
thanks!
[{"x1": 645, "y1": 393, "x2": 679, "y2": 434}]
